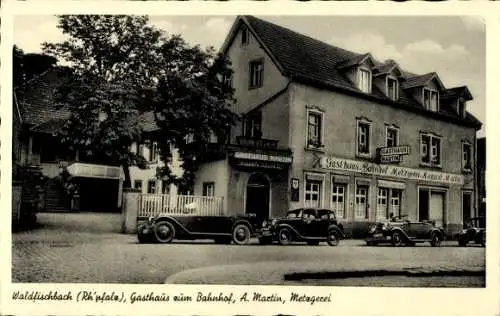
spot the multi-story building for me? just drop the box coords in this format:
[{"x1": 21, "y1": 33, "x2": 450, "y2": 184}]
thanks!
[
  {"x1": 191, "y1": 16, "x2": 482, "y2": 237},
  {"x1": 13, "y1": 68, "x2": 174, "y2": 212},
  {"x1": 477, "y1": 137, "x2": 486, "y2": 220}
]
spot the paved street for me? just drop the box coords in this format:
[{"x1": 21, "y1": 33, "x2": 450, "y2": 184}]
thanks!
[{"x1": 12, "y1": 213, "x2": 485, "y2": 286}]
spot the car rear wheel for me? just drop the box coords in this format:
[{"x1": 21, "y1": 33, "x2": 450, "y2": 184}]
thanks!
[
  {"x1": 391, "y1": 231, "x2": 404, "y2": 247},
  {"x1": 278, "y1": 228, "x2": 292, "y2": 245},
  {"x1": 430, "y1": 232, "x2": 442, "y2": 247},
  {"x1": 232, "y1": 224, "x2": 251, "y2": 245},
  {"x1": 154, "y1": 221, "x2": 175, "y2": 244},
  {"x1": 327, "y1": 231, "x2": 339, "y2": 246}
]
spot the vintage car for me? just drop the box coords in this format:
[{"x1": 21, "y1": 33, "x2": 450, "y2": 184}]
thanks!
[
  {"x1": 258, "y1": 208, "x2": 345, "y2": 246},
  {"x1": 456, "y1": 217, "x2": 486, "y2": 247},
  {"x1": 137, "y1": 213, "x2": 263, "y2": 245},
  {"x1": 365, "y1": 219, "x2": 445, "y2": 247}
]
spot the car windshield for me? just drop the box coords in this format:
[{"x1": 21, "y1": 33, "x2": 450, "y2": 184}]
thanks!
[
  {"x1": 287, "y1": 209, "x2": 302, "y2": 218},
  {"x1": 317, "y1": 209, "x2": 334, "y2": 220}
]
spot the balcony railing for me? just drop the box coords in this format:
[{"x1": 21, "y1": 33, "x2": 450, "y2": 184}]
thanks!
[{"x1": 139, "y1": 194, "x2": 224, "y2": 217}]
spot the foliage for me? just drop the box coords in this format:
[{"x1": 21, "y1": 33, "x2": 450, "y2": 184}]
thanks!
[
  {"x1": 43, "y1": 15, "x2": 238, "y2": 189},
  {"x1": 13, "y1": 45, "x2": 57, "y2": 87},
  {"x1": 56, "y1": 167, "x2": 79, "y2": 197}
]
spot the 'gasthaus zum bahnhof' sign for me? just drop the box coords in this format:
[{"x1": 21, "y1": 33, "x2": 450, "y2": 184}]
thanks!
[{"x1": 319, "y1": 155, "x2": 464, "y2": 185}]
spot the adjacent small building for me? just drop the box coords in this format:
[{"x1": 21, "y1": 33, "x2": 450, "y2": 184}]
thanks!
[{"x1": 191, "y1": 16, "x2": 482, "y2": 237}]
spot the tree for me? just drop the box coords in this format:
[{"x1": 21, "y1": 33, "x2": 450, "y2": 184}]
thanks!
[
  {"x1": 43, "y1": 15, "x2": 238, "y2": 191},
  {"x1": 43, "y1": 15, "x2": 165, "y2": 187},
  {"x1": 13, "y1": 45, "x2": 57, "y2": 87}
]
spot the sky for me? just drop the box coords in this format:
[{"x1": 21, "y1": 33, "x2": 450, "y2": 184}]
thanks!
[{"x1": 13, "y1": 15, "x2": 486, "y2": 137}]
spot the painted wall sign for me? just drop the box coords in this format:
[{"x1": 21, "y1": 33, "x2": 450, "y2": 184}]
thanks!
[
  {"x1": 378, "y1": 145, "x2": 411, "y2": 156},
  {"x1": 291, "y1": 178, "x2": 300, "y2": 201},
  {"x1": 236, "y1": 161, "x2": 285, "y2": 170},
  {"x1": 234, "y1": 152, "x2": 293, "y2": 164},
  {"x1": 320, "y1": 156, "x2": 464, "y2": 185}
]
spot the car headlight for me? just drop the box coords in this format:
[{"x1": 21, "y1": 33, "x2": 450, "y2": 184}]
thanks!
[
  {"x1": 262, "y1": 220, "x2": 268, "y2": 228},
  {"x1": 271, "y1": 219, "x2": 277, "y2": 226}
]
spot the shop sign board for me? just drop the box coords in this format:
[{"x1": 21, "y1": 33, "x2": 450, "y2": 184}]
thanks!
[
  {"x1": 378, "y1": 145, "x2": 411, "y2": 156},
  {"x1": 233, "y1": 152, "x2": 293, "y2": 164},
  {"x1": 319, "y1": 155, "x2": 464, "y2": 185}
]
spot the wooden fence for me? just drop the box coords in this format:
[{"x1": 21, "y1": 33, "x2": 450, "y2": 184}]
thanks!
[{"x1": 139, "y1": 194, "x2": 224, "y2": 217}]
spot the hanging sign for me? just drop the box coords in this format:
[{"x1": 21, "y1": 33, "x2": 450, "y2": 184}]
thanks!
[{"x1": 291, "y1": 178, "x2": 300, "y2": 202}]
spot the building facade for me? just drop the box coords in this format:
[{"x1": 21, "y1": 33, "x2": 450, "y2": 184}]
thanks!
[{"x1": 192, "y1": 16, "x2": 482, "y2": 236}]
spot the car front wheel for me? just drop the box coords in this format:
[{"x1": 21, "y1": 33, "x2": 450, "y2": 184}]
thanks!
[
  {"x1": 154, "y1": 221, "x2": 176, "y2": 244},
  {"x1": 232, "y1": 224, "x2": 251, "y2": 245},
  {"x1": 278, "y1": 228, "x2": 292, "y2": 245},
  {"x1": 430, "y1": 233, "x2": 442, "y2": 247},
  {"x1": 391, "y1": 231, "x2": 404, "y2": 247},
  {"x1": 327, "y1": 231, "x2": 339, "y2": 246}
]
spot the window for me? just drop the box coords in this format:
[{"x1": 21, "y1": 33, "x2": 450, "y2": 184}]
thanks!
[
  {"x1": 223, "y1": 74, "x2": 232, "y2": 88},
  {"x1": 149, "y1": 141, "x2": 158, "y2": 162},
  {"x1": 331, "y1": 184, "x2": 346, "y2": 219},
  {"x1": 203, "y1": 182, "x2": 215, "y2": 197},
  {"x1": 423, "y1": 88, "x2": 439, "y2": 112},
  {"x1": 357, "y1": 119, "x2": 371, "y2": 156},
  {"x1": 377, "y1": 187, "x2": 402, "y2": 219},
  {"x1": 386, "y1": 126, "x2": 399, "y2": 147},
  {"x1": 457, "y1": 99, "x2": 466, "y2": 117},
  {"x1": 305, "y1": 180, "x2": 322, "y2": 208},
  {"x1": 462, "y1": 142, "x2": 472, "y2": 171},
  {"x1": 249, "y1": 59, "x2": 264, "y2": 89},
  {"x1": 307, "y1": 110, "x2": 324, "y2": 148},
  {"x1": 241, "y1": 27, "x2": 249, "y2": 45},
  {"x1": 134, "y1": 180, "x2": 143, "y2": 192},
  {"x1": 243, "y1": 111, "x2": 262, "y2": 139},
  {"x1": 303, "y1": 209, "x2": 317, "y2": 220},
  {"x1": 355, "y1": 185, "x2": 369, "y2": 219},
  {"x1": 420, "y1": 133, "x2": 441, "y2": 166},
  {"x1": 387, "y1": 77, "x2": 398, "y2": 101},
  {"x1": 147, "y1": 180, "x2": 156, "y2": 194},
  {"x1": 162, "y1": 180, "x2": 170, "y2": 195},
  {"x1": 358, "y1": 68, "x2": 372, "y2": 93}
]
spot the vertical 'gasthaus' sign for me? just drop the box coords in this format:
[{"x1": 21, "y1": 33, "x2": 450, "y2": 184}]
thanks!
[{"x1": 320, "y1": 156, "x2": 464, "y2": 185}]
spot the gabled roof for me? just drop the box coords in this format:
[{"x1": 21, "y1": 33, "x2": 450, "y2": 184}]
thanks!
[
  {"x1": 400, "y1": 72, "x2": 445, "y2": 90},
  {"x1": 373, "y1": 60, "x2": 403, "y2": 77},
  {"x1": 442, "y1": 86, "x2": 474, "y2": 101},
  {"x1": 221, "y1": 16, "x2": 481, "y2": 129},
  {"x1": 337, "y1": 53, "x2": 375, "y2": 69}
]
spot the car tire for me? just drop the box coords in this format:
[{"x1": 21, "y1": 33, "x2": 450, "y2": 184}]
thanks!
[
  {"x1": 327, "y1": 230, "x2": 339, "y2": 246},
  {"x1": 430, "y1": 232, "x2": 442, "y2": 247},
  {"x1": 391, "y1": 231, "x2": 404, "y2": 247},
  {"x1": 278, "y1": 228, "x2": 292, "y2": 245},
  {"x1": 232, "y1": 224, "x2": 251, "y2": 245},
  {"x1": 137, "y1": 224, "x2": 153, "y2": 244},
  {"x1": 153, "y1": 221, "x2": 176, "y2": 244},
  {"x1": 307, "y1": 240, "x2": 320, "y2": 246}
]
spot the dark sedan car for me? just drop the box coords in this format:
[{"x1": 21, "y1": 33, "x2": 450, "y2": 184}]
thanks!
[
  {"x1": 456, "y1": 217, "x2": 485, "y2": 247},
  {"x1": 365, "y1": 219, "x2": 445, "y2": 247},
  {"x1": 137, "y1": 214, "x2": 262, "y2": 245},
  {"x1": 259, "y1": 208, "x2": 345, "y2": 246}
]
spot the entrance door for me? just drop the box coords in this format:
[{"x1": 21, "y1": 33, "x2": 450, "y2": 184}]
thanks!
[
  {"x1": 462, "y1": 192, "x2": 472, "y2": 224},
  {"x1": 429, "y1": 191, "x2": 445, "y2": 228},
  {"x1": 245, "y1": 173, "x2": 270, "y2": 224}
]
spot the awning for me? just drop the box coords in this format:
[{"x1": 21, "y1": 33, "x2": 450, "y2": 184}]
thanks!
[
  {"x1": 305, "y1": 173, "x2": 325, "y2": 181},
  {"x1": 377, "y1": 179, "x2": 406, "y2": 190},
  {"x1": 67, "y1": 162, "x2": 123, "y2": 180}
]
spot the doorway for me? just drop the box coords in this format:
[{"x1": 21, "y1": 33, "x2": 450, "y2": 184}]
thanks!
[
  {"x1": 462, "y1": 192, "x2": 472, "y2": 224},
  {"x1": 245, "y1": 173, "x2": 270, "y2": 224},
  {"x1": 418, "y1": 188, "x2": 445, "y2": 227}
]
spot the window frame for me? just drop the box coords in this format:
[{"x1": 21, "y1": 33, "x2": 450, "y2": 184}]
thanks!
[
  {"x1": 147, "y1": 179, "x2": 157, "y2": 194},
  {"x1": 386, "y1": 76, "x2": 399, "y2": 101},
  {"x1": 305, "y1": 108, "x2": 325, "y2": 149},
  {"x1": 376, "y1": 187, "x2": 403, "y2": 220},
  {"x1": 462, "y1": 141, "x2": 472, "y2": 172},
  {"x1": 202, "y1": 182, "x2": 215, "y2": 197},
  {"x1": 423, "y1": 88, "x2": 440, "y2": 112},
  {"x1": 356, "y1": 118, "x2": 372, "y2": 157},
  {"x1": 134, "y1": 180, "x2": 143, "y2": 193},
  {"x1": 304, "y1": 177, "x2": 323, "y2": 209},
  {"x1": 331, "y1": 183, "x2": 347, "y2": 219},
  {"x1": 242, "y1": 110, "x2": 262, "y2": 139},
  {"x1": 249, "y1": 59, "x2": 264, "y2": 89},
  {"x1": 385, "y1": 125, "x2": 400, "y2": 148},
  {"x1": 358, "y1": 67, "x2": 372, "y2": 93},
  {"x1": 355, "y1": 184, "x2": 369, "y2": 219},
  {"x1": 420, "y1": 132, "x2": 442, "y2": 168}
]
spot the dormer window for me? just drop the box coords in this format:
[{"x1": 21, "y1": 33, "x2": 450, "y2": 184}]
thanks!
[
  {"x1": 457, "y1": 98, "x2": 466, "y2": 117},
  {"x1": 387, "y1": 77, "x2": 398, "y2": 101},
  {"x1": 423, "y1": 88, "x2": 439, "y2": 112},
  {"x1": 358, "y1": 68, "x2": 372, "y2": 93}
]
